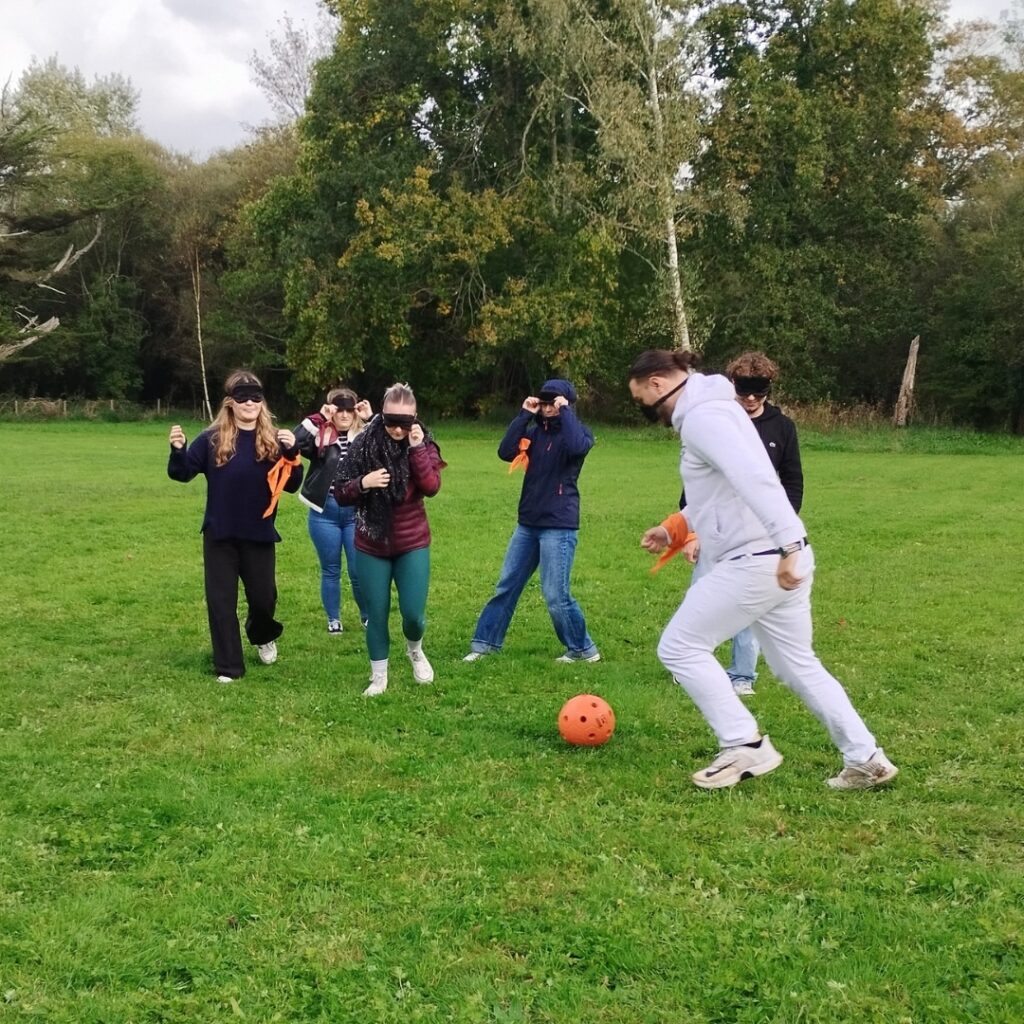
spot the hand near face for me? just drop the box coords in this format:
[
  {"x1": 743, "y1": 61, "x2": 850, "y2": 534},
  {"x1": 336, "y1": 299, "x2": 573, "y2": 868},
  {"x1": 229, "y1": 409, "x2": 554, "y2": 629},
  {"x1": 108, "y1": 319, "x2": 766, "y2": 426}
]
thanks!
[
  {"x1": 319, "y1": 403, "x2": 336, "y2": 420},
  {"x1": 355, "y1": 399, "x2": 372, "y2": 420},
  {"x1": 277, "y1": 429, "x2": 296, "y2": 449},
  {"x1": 408, "y1": 423, "x2": 425, "y2": 447},
  {"x1": 553, "y1": 395, "x2": 568, "y2": 410},
  {"x1": 169, "y1": 424, "x2": 186, "y2": 449},
  {"x1": 523, "y1": 396, "x2": 540, "y2": 413},
  {"x1": 362, "y1": 468, "x2": 391, "y2": 489}
]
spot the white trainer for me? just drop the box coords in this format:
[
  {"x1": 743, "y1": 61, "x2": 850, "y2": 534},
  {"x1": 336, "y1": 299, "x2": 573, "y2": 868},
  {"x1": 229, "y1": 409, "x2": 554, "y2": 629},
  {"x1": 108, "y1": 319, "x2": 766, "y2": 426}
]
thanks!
[
  {"x1": 555, "y1": 652, "x2": 601, "y2": 663},
  {"x1": 827, "y1": 749, "x2": 899, "y2": 790},
  {"x1": 732, "y1": 680, "x2": 755, "y2": 696},
  {"x1": 407, "y1": 649, "x2": 435, "y2": 684},
  {"x1": 463, "y1": 651, "x2": 487, "y2": 662},
  {"x1": 363, "y1": 673, "x2": 388, "y2": 697},
  {"x1": 256, "y1": 641, "x2": 278, "y2": 665},
  {"x1": 692, "y1": 735, "x2": 783, "y2": 789},
  {"x1": 216, "y1": 675, "x2": 235, "y2": 684}
]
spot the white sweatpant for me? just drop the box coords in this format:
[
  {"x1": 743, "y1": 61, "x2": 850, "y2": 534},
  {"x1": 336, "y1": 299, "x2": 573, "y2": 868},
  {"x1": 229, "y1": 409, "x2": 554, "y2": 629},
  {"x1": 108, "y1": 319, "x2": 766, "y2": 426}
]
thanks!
[{"x1": 657, "y1": 546, "x2": 877, "y2": 764}]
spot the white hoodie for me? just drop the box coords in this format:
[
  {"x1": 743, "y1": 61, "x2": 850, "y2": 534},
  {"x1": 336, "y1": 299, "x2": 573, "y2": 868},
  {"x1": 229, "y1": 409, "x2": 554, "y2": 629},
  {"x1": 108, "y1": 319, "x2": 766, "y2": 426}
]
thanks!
[{"x1": 672, "y1": 373, "x2": 807, "y2": 564}]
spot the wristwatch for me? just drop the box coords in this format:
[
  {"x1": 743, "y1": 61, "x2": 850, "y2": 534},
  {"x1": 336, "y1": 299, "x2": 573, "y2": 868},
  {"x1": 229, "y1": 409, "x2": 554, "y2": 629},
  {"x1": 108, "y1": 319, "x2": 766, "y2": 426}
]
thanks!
[{"x1": 778, "y1": 540, "x2": 805, "y2": 557}]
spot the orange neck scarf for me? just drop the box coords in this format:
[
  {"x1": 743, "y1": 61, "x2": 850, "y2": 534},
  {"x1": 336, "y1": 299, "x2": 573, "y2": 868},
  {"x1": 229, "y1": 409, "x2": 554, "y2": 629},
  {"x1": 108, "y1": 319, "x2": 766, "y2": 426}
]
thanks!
[
  {"x1": 508, "y1": 437, "x2": 531, "y2": 473},
  {"x1": 263, "y1": 454, "x2": 302, "y2": 519}
]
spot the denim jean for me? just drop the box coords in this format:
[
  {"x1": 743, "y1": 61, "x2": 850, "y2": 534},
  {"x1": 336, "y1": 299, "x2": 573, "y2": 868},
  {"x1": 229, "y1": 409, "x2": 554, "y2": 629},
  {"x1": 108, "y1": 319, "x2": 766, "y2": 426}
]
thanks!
[
  {"x1": 692, "y1": 553, "x2": 759, "y2": 685},
  {"x1": 307, "y1": 494, "x2": 366, "y2": 623},
  {"x1": 471, "y1": 525, "x2": 598, "y2": 658}
]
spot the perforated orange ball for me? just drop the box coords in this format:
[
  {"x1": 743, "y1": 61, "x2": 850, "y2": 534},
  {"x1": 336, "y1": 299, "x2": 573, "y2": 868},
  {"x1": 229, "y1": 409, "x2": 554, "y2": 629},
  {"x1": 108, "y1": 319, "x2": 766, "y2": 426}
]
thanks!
[{"x1": 558, "y1": 694, "x2": 616, "y2": 746}]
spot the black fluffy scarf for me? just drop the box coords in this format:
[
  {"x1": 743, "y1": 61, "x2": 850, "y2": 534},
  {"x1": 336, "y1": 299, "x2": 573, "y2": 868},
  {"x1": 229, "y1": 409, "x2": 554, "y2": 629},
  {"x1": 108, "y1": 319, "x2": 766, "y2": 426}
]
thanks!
[{"x1": 336, "y1": 415, "x2": 433, "y2": 542}]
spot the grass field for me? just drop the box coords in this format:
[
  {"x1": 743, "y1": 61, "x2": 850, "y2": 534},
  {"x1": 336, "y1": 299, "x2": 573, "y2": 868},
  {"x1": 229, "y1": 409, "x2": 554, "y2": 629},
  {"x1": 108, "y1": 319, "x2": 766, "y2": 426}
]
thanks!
[{"x1": 2, "y1": 419, "x2": 1023, "y2": 1023}]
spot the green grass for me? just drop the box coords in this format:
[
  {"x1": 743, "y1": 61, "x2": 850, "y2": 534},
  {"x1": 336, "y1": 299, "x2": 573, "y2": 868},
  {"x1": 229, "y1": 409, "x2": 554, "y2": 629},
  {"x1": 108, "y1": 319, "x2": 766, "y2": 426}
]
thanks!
[{"x1": 1, "y1": 420, "x2": 1022, "y2": 1023}]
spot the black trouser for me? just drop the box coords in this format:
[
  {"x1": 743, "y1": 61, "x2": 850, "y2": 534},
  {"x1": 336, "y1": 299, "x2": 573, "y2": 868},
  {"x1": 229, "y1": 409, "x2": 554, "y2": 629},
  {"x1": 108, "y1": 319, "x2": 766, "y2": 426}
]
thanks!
[{"x1": 203, "y1": 535, "x2": 283, "y2": 678}]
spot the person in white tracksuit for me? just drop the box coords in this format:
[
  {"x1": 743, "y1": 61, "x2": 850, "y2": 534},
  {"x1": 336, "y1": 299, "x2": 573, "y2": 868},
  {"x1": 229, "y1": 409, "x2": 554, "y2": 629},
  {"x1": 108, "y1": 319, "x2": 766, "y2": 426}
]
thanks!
[{"x1": 629, "y1": 348, "x2": 898, "y2": 791}]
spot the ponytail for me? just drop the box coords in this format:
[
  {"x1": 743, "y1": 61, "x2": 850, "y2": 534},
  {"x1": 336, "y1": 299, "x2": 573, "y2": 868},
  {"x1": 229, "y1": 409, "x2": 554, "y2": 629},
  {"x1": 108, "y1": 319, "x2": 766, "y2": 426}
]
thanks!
[{"x1": 628, "y1": 349, "x2": 700, "y2": 382}]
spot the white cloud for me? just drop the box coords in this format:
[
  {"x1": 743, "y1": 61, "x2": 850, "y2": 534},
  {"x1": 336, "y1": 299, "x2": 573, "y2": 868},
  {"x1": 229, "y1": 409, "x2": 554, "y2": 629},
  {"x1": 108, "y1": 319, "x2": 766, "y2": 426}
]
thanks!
[{"x1": 0, "y1": 0, "x2": 325, "y2": 156}]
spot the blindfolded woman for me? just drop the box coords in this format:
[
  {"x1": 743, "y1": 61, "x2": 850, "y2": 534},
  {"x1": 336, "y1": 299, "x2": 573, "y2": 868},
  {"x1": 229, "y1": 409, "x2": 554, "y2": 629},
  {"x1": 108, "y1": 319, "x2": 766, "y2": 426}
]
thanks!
[
  {"x1": 168, "y1": 370, "x2": 303, "y2": 682},
  {"x1": 333, "y1": 383, "x2": 445, "y2": 696}
]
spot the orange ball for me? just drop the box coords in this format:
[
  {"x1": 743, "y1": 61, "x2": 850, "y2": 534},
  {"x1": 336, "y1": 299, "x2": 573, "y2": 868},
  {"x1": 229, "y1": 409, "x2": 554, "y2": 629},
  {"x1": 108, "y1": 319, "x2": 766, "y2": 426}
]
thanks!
[{"x1": 558, "y1": 694, "x2": 616, "y2": 747}]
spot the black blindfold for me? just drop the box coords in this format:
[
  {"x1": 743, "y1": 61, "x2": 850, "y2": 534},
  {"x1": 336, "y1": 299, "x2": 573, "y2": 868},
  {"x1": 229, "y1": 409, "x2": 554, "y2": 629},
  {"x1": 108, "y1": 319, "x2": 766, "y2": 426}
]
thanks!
[
  {"x1": 733, "y1": 376, "x2": 772, "y2": 397},
  {"x1": 332, "y1": 396, "x2": 356, "y2": 411},
  {"x1": 382, "y1": 413, "x2": 416, "y2": 429},
  {"x1": 230, "y1": 386, "x2": 264, "y2": 403}
]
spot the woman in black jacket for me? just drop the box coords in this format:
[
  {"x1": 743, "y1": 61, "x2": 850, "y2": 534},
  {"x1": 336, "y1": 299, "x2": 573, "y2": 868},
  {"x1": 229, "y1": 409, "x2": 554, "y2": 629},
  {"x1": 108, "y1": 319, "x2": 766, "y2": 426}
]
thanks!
[{"x1": 293, "y1": 387, "x2": 372, "y2": 633}]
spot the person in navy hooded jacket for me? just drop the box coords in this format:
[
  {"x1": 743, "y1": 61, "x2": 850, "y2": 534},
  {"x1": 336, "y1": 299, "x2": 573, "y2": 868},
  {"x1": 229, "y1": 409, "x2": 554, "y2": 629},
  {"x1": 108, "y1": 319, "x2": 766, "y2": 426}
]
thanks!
[{"x1": 464, "y1": 379, "x2": 600, "y2": 663}]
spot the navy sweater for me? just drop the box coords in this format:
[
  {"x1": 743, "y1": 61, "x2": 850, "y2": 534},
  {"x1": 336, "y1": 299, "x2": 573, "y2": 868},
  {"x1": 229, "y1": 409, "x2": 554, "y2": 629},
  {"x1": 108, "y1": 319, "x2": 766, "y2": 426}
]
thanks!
[
  {"x1": 168, "y1": 429, "x2": 303, "y2": 543},
  {"x1": 498, "y1": 408, "x2": 594, "y2": 530}
]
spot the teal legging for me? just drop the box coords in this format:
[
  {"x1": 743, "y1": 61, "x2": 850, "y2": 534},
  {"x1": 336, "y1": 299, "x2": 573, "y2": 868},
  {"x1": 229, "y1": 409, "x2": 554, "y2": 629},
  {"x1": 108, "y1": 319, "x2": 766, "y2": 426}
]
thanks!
[{"x1": 355, "y1": 547, "x2": 431, "y2": 661}]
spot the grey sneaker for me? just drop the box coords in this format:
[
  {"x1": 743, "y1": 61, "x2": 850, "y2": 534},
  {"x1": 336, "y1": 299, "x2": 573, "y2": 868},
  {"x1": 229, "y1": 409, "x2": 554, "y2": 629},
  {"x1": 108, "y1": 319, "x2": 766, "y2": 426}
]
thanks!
[
  {"x1": 407, "y1": 649, "x2": 435, "y2": 684},
  {"x1": 692, "y1": 735, "x2": 783, "y2": 790},
  {"x1": 463, "y1": 651, "x2": 488, "y2": 662},
  {"x1": 257, "y1": 641, "x2": 278, "y2": 665},
  {"x1": 363, "y1": 672, "x2": 388, "y2": 697},
  {"x1": 731, "y1": 680, "x2": 755, "y2": 696},
  {"x1": 555, "y1": 652, "x2": 601, "y2": 664},
  {"x1": 827, "y1": 749, "x2": 898, "y2": 790}
]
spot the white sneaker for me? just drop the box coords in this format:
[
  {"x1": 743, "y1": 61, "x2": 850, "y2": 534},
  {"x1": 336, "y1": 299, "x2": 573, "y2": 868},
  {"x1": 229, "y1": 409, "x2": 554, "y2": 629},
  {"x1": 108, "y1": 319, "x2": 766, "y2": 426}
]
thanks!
[
  {"x1": 463, "y1": 651, "x2": 487, "y2": 662},
  {"x1": 363, "y1": 673, "x2": 388, "y2": 697},
  {"x1": 692, "y1": 735, "x2": 783, "y2": 789},
  {"x1": 407, "y1": 649, "x2": 435, "y2": 684},
  {"x1": 827, "y1": 749, "x2": 898, "y2": 790},
  {"x1": 555, "y1": 652, "x2": 601, "y2": 663},
  {"x1": 216, "y1": 675, "x2": 235, "y2": 684},
  {"x1": 327, "y1": 619, "x2": 342, "y2": 634},
  {"x1": 257, "y1": 641, "x2": 278, "y2": 665},
  {"x1": 731, "y1": 680, "x2": 755, "y2": 696}
]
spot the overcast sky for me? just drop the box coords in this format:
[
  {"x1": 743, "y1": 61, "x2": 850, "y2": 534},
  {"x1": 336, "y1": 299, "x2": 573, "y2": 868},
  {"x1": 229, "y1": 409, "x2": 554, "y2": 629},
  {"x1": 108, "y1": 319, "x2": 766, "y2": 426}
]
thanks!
[{"x1": 0, "y1": 0, "x2": 1017, "y2": 159}]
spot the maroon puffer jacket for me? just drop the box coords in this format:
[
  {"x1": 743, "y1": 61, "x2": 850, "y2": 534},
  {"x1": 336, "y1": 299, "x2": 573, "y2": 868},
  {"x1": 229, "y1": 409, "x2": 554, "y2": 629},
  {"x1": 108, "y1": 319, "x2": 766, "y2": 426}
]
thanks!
[{"x1": 336, "y1": 441, "x2": 444, "y2": 557}]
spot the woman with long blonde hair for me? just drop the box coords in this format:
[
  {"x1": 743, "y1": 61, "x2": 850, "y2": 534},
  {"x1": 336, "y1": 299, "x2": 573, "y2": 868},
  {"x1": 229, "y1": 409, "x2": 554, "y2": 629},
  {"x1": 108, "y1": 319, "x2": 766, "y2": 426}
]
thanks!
[{"x1": 168, "y1": 370, "x2": 304, "y2": 682}]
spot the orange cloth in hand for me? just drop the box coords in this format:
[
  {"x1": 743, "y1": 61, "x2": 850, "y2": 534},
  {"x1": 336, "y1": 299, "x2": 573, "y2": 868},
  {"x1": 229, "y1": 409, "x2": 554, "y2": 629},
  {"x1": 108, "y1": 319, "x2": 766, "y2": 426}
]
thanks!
[
  {"x1": 263, "y1": 453, "x2": 302, "y2": 519},
  {"x1": 650, "y1": 511, "x2": 698, "y2": 574},
  {"x1": 508, "y1": 437, "x2": 531, "y2": 473}
]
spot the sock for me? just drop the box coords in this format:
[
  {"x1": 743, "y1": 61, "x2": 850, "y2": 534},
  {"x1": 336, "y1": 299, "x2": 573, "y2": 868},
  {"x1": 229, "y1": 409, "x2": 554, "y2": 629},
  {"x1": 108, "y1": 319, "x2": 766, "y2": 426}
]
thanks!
[
  {"x1": 406, "y1": 639, "x2": 423, "y2": 655},
  {"x1": 370, "y1": 658, "x2": 388, "y2": 677}
]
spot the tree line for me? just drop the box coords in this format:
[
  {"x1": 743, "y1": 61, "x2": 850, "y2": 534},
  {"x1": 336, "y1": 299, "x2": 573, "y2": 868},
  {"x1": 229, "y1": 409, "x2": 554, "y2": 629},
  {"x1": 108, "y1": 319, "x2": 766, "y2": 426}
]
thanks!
[{"x1": 2, "y1": 1, "x2": 1023, "y2": 430}]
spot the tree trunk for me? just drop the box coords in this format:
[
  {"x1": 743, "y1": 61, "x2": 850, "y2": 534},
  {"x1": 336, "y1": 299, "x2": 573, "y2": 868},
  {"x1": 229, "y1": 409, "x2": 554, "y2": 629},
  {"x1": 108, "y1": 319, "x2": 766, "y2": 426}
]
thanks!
[
  {"x1": 645, "y1": 19, "x2": 690, "y2": 352},
  {"x1": 190, "y1": 247, "x2": 214, "y2": 421},
  {"x1": 893, "y1": 335, "x2": 920, "y2": 428}
]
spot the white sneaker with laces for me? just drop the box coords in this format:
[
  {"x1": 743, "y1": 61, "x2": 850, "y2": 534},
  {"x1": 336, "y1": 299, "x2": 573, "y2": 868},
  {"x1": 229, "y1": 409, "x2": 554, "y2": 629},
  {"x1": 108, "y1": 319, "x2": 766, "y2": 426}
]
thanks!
[
  {"x1": 827, "y1": 749, "x2": 898, "y2": 790},
  {"x1": 555, "y1": 652, "x2": 601, "y2": 664},
  {"x1": 363, "y1": 673, "x2": 388, "y2": 697},
  {"x1": 692, "y1": 735, "x2": 783, "y2": 789},
  {"x1": 463, "y1": 651, "x2": 487, "y2": 662},
  {"x1": 408, "y1": 649, "x2": 435, "y2": 684},
  {"x1": 257, "y1": 641, "x2": 278, "y2": 665}
]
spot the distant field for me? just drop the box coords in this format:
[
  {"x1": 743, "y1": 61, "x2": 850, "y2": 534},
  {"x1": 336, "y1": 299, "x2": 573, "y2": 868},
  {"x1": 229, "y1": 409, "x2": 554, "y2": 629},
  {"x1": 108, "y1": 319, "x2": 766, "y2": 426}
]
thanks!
[{"x1": 1, "y1": 420, "x2": 1022, "y2": 1023}]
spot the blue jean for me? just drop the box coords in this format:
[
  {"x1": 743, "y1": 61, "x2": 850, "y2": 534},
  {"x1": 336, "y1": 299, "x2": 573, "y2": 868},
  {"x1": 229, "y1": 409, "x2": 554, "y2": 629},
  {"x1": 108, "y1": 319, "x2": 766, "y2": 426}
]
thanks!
[
  {"x1": 307, "y1": 495, "x2": 366, "y2": 623},
  {"x1": 471, "y1": 525, "x2": 598, "y2": 658},
  {"x1": 692, "y1": 552, "x2": 759, "y2": 685}
]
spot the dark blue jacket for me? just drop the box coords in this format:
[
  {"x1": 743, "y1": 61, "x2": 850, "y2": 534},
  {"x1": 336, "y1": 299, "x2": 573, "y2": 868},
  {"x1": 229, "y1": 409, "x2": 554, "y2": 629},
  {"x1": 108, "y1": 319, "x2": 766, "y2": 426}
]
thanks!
[
  {"x1": 168, "y1": 429, "x2": 303, "y2": 542},
  {"x1": 498, "y1": 408, "x2": 594, "y2": 530}
]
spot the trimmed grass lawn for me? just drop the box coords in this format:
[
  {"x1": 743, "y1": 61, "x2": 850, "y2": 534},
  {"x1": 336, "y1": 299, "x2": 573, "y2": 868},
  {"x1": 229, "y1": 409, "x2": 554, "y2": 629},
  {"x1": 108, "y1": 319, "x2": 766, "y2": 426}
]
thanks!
[{"x1": 1, "y1": 420, "x2": 1022, "y2": 1022}]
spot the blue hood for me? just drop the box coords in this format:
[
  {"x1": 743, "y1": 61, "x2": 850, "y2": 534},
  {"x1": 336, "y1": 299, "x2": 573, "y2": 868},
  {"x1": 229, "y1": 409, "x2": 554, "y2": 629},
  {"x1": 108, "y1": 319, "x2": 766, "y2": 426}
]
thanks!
[{"x1": 540, "y1": 378, "x2": 577, "y2": 403}]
